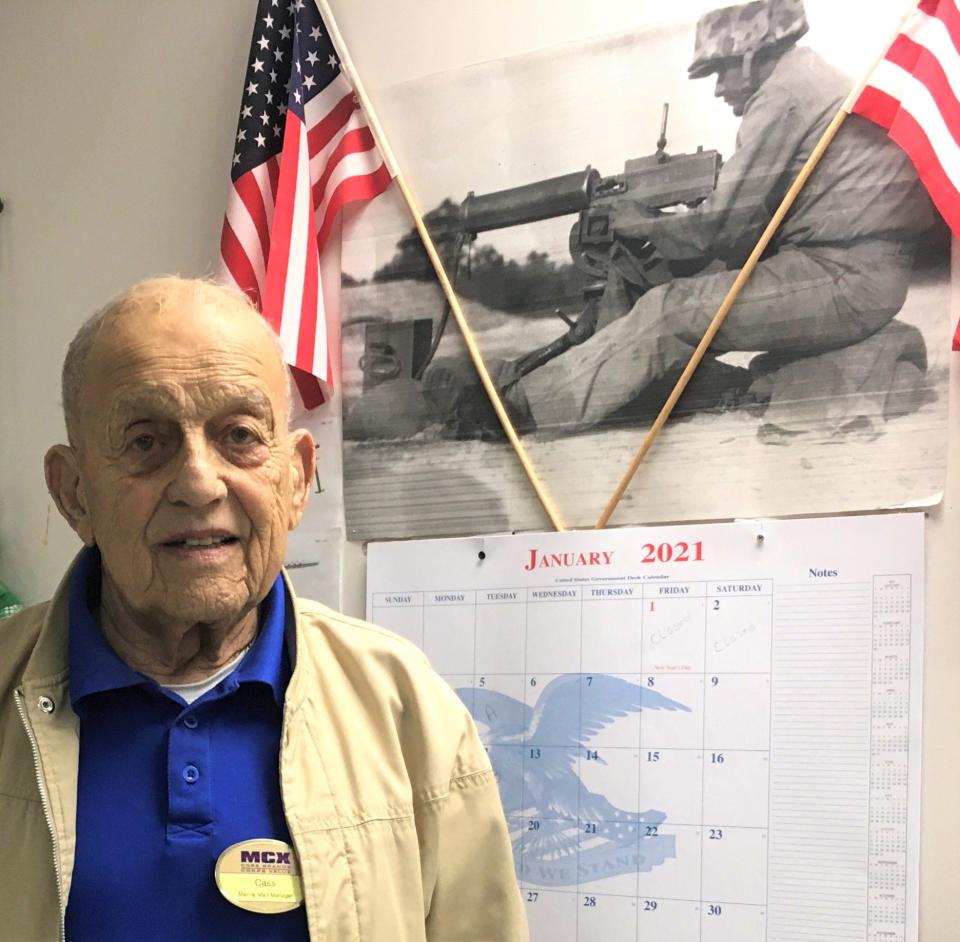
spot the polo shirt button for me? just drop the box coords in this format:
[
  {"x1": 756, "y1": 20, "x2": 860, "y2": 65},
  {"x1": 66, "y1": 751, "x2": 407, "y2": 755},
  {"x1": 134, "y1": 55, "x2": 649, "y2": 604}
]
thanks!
[
  {"x1": 182, "y1": 764, "x2": 200, "y2": 784},
  {"x1": 183, "y1": 714, "x2": 199, "y2": 729}
]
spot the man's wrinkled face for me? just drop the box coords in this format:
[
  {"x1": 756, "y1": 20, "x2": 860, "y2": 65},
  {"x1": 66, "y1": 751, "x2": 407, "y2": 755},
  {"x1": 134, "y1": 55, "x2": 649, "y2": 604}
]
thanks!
[
  {"x1": 69, "y1": 288, "x2": 311, "y2": 627},
  {"x1": 714, "y1": 61, "x2": 754, "y2": 117}
]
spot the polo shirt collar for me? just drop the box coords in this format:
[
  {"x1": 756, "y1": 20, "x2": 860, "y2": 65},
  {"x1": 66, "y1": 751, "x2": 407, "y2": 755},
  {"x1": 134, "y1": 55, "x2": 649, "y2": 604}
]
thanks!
[{"x1": 68, "y1": 547, "x2": 289, "y2": 711}]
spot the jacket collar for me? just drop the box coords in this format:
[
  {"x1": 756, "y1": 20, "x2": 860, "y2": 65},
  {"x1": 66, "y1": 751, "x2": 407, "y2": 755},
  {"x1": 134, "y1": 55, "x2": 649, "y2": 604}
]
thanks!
[{"x1": 20, "y1": 554, "x2": 78, "y2": 685}]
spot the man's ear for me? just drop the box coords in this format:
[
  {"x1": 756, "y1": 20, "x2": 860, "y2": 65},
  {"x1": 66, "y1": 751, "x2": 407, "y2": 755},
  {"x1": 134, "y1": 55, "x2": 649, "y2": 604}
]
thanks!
[
  {"x1": 45, "y1": 445, "x2": 95, "y2": 546},
  {"x1": 286, "y1": 429, "x2": 316, "y2": 530}
]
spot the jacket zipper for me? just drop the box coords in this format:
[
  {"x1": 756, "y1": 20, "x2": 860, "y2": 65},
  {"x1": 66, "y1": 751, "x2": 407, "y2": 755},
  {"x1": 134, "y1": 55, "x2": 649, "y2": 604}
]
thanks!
[
  {"x1": 15, "y1": 690, "x2": 66, "y2": 942},
  {"x1": 279, "y1": 712, "x2": 314, "y2": 940}
]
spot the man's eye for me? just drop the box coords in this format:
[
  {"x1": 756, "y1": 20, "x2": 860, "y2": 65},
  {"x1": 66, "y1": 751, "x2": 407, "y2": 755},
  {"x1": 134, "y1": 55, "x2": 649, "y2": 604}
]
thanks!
[
  {"x1": 130, "y1": 433, "x2": 157, "y2": 453},
  {"x1": 227, "y1": 426, "x2": 259, "y2": 446}
]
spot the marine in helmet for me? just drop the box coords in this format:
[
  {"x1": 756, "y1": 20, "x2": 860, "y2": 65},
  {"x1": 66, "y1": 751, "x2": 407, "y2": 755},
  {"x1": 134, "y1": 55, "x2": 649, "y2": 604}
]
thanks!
[
  {"x1": 441, "y1": 0, "x2": 939, "y2": 440},
  {"x1": 690, "y1": 0, "x2": 809, "y2": 115}
]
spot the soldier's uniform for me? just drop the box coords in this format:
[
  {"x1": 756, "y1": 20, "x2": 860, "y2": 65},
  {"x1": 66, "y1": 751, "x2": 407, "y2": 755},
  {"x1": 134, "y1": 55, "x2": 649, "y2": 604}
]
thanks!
[{"x1": 511, "y1": 0, "x2": 936, "y2": 432}]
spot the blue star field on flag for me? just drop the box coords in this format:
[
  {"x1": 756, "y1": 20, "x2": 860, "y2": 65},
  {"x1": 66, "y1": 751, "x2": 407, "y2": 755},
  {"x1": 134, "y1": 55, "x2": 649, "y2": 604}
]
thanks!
[{"x1": 231, "y1": 0, "x2": 342, "y2": 181}]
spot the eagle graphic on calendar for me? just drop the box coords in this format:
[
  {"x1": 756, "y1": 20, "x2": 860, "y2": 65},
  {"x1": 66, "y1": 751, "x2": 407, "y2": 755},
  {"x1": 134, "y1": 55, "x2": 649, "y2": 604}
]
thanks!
[{"x1": 456, "y1": 673, "x2": 690, "y2": 887}]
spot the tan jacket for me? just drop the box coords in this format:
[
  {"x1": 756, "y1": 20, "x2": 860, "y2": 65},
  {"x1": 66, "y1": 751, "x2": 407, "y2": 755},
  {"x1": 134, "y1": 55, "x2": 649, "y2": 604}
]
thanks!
[{"x1": 0, "y1": 562, "x2": 527, "y2": 941}]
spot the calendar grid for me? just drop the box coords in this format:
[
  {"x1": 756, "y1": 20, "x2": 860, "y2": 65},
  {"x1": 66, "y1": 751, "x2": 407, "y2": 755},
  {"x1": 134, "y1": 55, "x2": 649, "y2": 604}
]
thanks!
[
  {"x1": 575, "y1": 592, "x2": 584, "y2": 908},
  {"x1": 519, "y1": 590, "x2": 529, "y2": 891},
  {"x1": 373, "y1": 581, "x2": 778, "y2": 939},
  {"x1": 471, "y1": 592, "x2": 478, "y2": 719},
  {"x1": 367, "y1": 516, "x2": 923, "y2": 942},
  {"x1": 635, "y1": 595, "x2": 645, "y2": 931},
  {"x1": 698, "y1": 592, "x2": 708, "y2": 942}
]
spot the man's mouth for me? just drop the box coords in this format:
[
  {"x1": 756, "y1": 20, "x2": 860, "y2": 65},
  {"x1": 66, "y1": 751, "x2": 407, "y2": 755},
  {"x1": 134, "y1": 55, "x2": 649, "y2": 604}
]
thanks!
[{"x1": 159, "y1": 533, "x2": 240, "y2": 550}]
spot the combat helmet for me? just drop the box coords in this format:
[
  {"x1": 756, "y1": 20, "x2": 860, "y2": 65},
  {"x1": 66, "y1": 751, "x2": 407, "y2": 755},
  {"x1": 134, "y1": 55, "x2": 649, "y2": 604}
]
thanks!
[{"x1": 688, "y1": 0, "x2": 809, "y2": 78}]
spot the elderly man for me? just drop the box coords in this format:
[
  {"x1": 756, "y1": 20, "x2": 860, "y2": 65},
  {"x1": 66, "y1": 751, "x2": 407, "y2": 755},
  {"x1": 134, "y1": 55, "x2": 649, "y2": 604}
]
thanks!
[{"x1": 0, "y1": 277, "x2": 526, "y2": 940}]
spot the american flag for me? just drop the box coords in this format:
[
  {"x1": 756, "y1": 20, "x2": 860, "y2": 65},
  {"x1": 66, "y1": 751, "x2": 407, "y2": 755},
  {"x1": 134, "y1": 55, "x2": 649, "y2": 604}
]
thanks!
[
  {"x1": 851, "y1": 0, "x2": 960, "y2": 348},
  {"x1": 221, "y1": 0, "x2": 393, "y2": 405}
]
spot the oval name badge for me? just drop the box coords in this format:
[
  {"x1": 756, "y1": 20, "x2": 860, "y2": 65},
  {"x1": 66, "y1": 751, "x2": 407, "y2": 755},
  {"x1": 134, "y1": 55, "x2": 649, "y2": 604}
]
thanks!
[{"x1": 215, "y1": 838, "x2": 304, "y2": 914}]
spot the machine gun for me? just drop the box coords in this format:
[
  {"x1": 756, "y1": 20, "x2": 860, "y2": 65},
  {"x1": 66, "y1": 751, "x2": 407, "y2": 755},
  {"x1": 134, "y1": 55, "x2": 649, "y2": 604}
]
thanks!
[
  {"x1": 462, "y1": 105, "x2": 719, "y2": 287},
  {"x1": 452, "y1": 104, "x2": 721, "y2": 378},
  {"x1": 361, "y1": 105, "x2": 722, "y2": 390}
]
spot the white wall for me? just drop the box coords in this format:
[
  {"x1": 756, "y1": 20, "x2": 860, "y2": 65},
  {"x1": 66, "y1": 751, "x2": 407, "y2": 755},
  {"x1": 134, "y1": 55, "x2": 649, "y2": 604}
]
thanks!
[
  {"x1": 0, "y1": 1, "x2": 256, "y2": 597},
  {"x1": 1, "y1": 1, "x2": 957, "y2": 937}
]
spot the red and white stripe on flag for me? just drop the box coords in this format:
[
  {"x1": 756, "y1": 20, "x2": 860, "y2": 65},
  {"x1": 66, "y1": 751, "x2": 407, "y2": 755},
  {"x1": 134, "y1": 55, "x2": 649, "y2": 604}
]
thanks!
[
  {"x1": 851, "y1": 0, "x2": 960, "y2": 349},
  {"x1": 259, "y1": 74, "x2": 391, "y2": 393},
  {"x1": 221, "y1": 1, "x2": 393, "y2": 407}
]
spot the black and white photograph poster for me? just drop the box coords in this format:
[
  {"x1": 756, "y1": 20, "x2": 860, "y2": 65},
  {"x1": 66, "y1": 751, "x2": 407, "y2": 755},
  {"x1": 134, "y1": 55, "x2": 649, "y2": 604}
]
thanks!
[{"x1": 337, "y1": 0, "x2": 952, "y2": 540}]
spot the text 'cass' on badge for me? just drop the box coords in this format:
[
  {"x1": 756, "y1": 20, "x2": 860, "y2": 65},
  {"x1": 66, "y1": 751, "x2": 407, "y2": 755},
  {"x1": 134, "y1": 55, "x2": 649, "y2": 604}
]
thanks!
[{"x1": 215, "y1": 838, "x2": 304, "y2": 914}]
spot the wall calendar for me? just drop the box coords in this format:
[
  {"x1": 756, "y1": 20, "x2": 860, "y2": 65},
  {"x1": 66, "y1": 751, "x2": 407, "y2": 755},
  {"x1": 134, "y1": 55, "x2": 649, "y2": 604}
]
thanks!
[{"x1": 366, "y1": 513, "x2": 923, "y2": 941}]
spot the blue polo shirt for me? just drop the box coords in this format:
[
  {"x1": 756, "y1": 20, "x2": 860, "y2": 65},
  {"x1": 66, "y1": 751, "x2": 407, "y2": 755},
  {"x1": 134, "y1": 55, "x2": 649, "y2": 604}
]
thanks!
[{"x1": 65, "y1": 548, "x2": 309, "y2": 940}]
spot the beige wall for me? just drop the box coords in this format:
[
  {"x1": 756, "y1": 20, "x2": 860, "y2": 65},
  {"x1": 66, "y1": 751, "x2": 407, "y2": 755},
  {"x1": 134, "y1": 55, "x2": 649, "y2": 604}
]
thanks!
[{"x1": 1, "y1": 1, "x2": 957, "y2": 937}]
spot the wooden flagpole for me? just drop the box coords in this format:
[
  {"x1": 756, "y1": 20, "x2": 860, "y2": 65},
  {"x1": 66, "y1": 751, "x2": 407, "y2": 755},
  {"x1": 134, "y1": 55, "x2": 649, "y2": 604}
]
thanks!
[
  {"x1": 314, "y1": 0, "x2": 566, "y2": 532},
  {"x1": 594, "y1": 0, "x2": 921, "y2": 530}
]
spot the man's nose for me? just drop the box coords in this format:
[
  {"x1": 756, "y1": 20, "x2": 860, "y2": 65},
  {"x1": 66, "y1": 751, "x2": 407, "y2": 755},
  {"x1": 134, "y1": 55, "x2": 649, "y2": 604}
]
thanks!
[{"x1": 166, "y1": 434, "x2": 228, "y2": 507}]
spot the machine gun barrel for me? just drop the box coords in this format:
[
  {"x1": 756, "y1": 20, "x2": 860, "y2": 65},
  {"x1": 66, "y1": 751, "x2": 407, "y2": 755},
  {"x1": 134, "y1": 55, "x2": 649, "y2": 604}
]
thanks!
[{"x1": 460, "y1": 168, "x2": 600, "y2": 234}]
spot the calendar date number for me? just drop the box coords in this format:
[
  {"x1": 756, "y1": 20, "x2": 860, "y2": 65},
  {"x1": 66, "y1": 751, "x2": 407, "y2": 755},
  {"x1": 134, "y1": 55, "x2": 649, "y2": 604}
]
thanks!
[{"x1": 641, "y1": 541, "x2": 703, "y2": 564}]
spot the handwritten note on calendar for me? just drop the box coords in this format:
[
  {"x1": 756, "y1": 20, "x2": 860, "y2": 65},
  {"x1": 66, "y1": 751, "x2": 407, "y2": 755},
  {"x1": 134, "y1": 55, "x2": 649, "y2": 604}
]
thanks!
[{"x1": 366, "y1": 513, "x2": 923, "y2": 942}]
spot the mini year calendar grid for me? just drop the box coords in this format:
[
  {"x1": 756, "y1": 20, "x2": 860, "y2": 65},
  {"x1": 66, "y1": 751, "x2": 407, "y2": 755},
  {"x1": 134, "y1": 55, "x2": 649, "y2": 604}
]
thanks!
[{"x1": 366, "y1": 513, "x2": 923, "y2": 942}]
